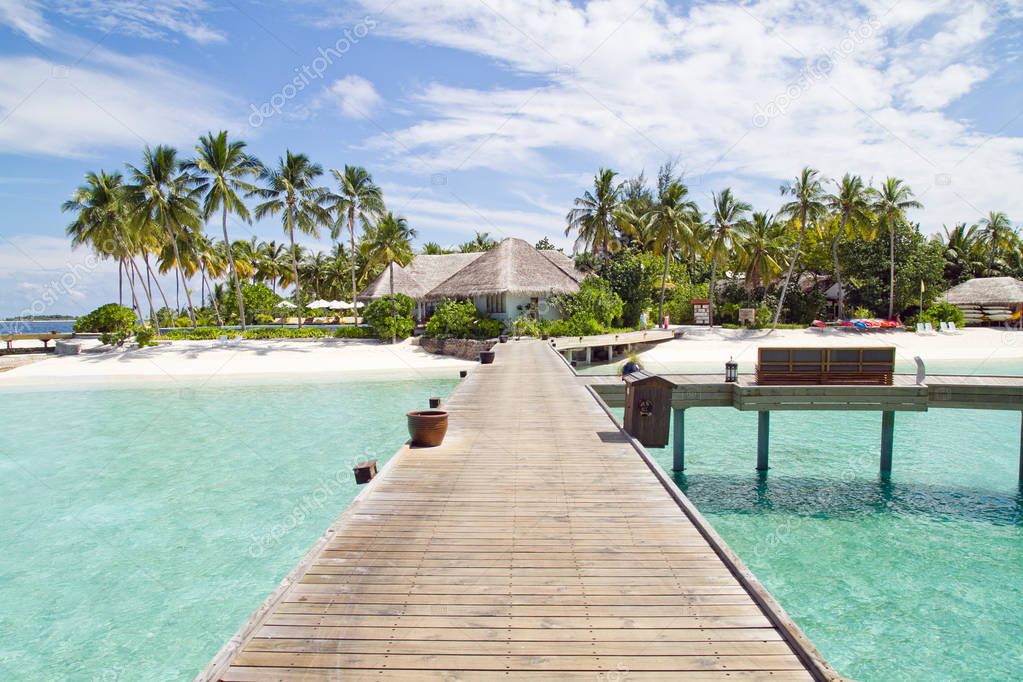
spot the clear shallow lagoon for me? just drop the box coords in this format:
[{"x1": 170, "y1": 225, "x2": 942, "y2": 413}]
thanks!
[
  {"x1": 0, "y1": 375, "x2": 457, "y2": 680},
  {"x1": 1, "y1": 365, "x2": 1021, "y2": 681},
  {"x1": 623, "y1": 359, "x2": 1023, "y2": 681}
]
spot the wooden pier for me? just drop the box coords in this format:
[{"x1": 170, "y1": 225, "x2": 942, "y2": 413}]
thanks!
[
  {"x1": 552, "y1": 328, "x2": 676, "y2": 364},
  {"x1": 587, "y1": 372, "x2": 1023, "y2": 477},
  {"x1": 201, "y1": 341, "x2": 835, "y2": 681}
]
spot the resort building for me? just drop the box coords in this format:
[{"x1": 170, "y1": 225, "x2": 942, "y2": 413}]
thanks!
[
  {"x1": 359, "y1": 237, "x2": 586, "y2": 322},
  {"x1": 941, "y1": 275, "x2": 1023, "y2": 326}
]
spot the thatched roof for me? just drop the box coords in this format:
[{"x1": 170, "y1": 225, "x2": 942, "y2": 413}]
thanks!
[
  {"x1": 427, "y1": 238, "x2": 583, "y2": 299},
  {"x1": 540, "y1": 249, "x2": 587, "y2": 283},
  {"x1": 359, "y1": 252, "x2": 484, "y2": 299},
  {"x1": 940, "y1": 276, "x2": 1023, "y2": 305}
]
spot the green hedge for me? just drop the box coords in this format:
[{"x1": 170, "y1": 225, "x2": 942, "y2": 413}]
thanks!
[
  {"x1": 363, "y1": 294, "x2": 416, "y2": 341},
  {"x1": 425, "y1": 299, "x2": 503, "y2": 340},
  {"x1": 157, "y1": 326, "x2": 371, "y2": 341}
]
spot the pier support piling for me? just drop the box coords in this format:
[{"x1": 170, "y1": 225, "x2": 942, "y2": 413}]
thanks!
[
  {"x1": 672, "y1": 408, "x2": 685, "y2": 471},
  {"x1": 1019, "y1": 412, "x2": 1022, "y2": 482},
  {"x1": 880, "y1": 410, "x2": 895, "y2": 477},
  {"x1": 756, "y1": 411, "x2": 770, "y2": 471}
]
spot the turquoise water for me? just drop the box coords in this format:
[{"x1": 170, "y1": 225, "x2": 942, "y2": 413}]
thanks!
[
  {"x1": 624, "y1": 360, "x2": 1023, "y2": 681},
  {"x1": 2, "y1": 365, "x2": 1021, "y2": 681},
  {"x1": 0, "y1": 375, "x2": 457, "y2": 681}
]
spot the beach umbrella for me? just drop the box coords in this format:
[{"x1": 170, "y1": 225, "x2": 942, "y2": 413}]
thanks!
[
  {"x1": 325, "y1": 300, "x2": 348, "y2": 310},
  {"x1": 307, "y1": 299, "x2": 330, "y2": 309},
  {"x1": 275, "y1": 300, "x2": 297, "y2": 309}
]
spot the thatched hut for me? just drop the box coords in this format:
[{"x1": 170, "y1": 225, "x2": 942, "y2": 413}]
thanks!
[
  {"x1": 940, "y1": 276, "x2": 1023, "y2": 325},
  {"x1": 358, "y1": 239, "x2": 586, "y2": 322},
  {"x1": 426, "y1": 238, "x2": 583, "y2": 321}
]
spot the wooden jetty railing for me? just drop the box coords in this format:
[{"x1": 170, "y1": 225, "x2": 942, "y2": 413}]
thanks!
[{"x1": 200, "y1": 340, "x2": 837, "y2": 681}]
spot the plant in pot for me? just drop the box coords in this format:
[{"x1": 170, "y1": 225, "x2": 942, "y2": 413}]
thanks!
[
  {"x1": 479, "y1": 349, "x2": 495, "y2": 364},
  {"x1": 407, "y1": 409, "x2": 449, "y2": 447}
]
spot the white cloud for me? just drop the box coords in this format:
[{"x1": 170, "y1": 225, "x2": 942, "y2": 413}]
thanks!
[
  {"x1": 0, "y1": 0, "x2": 51, "y2": 42},
  {"x1": 323, "y1": 75, "x2": 382, "y2": 119},
  {"x1": 52, "y1": 0, "x2": 226, "y2": 44},
  {"x1": 0, "y1": 55, "x2": 241, "y2": 157},
  {"x1": 355, "y1": 0, "x2": 1023, "y2": 232}
]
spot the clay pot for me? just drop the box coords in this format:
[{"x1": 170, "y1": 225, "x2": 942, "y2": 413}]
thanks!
[
  {"x1": 407, "y1": 410, "x2": 448, "y2": 447},
  {"x1": 479, "y1": 350, "x2": 495, "y2": 364},
  {"x1": 499, "y1": 334, "x2": 508, "y2": 343}
]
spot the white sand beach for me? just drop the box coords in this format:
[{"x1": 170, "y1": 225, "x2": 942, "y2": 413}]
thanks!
[
  {"x1": 1, "y1": 326, "x2": 1021, "y2": 387},
  {"x1": 631, "y1": 326, "x2": 1023, "y2": 372},
  {"x1": 0, "y1": 338, "x2": 473, "y2": 387}
]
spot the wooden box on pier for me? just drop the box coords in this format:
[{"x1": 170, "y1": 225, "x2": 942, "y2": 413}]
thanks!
[{"x1": 623, "y1": 370, "x2": 676, "y2": 448}]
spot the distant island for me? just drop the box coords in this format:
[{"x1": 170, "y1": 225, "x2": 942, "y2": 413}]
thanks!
[{"x1": 3, "y1": 315, "x2": 78, "y2": 321}]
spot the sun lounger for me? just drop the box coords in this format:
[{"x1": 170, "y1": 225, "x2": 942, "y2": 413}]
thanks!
[
  {"x1": 916, "y1": 322, "x2": 925, "y2": 334},
  {"x1": 923, "y1": 322, "x2": 935, "y2": 335}
]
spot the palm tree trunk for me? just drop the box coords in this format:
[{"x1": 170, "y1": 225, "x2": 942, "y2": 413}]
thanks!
[
  {"x1": 118, "y1": 260, "x2": 123, "y2": 306},
  {"x1": 143, "y1": 251, "x2": 172, "y2": 320},
  {"x1": 708, "y1": 262, "x2": 716, "y2": 328},
  {"x1": 203, "y1": 267, "x2": 223, "y2": 326},
  {"x1": 389, "y1": 260, "x2": 396, "y2": 344},
  {"x1": 124, "y1": 258, "x2": 144, "y2": 325},
  {"x1": 128, "y1": 258, "x2": 158, "y2": 328},
  {"x1": 288, "y1": 222, "x2": 303, "y2": 329},
  {"x1": 772, "y1": 219, "x2": 806, "y2": 329},
  {"x1": 888, "y1": 227, "x2": 896, "y2": 319},
  {"x1": 165, "y1": 225, "x2": 196, "y2": 326},
  {"x1": 223, "y1": 206, "x2": 247, "y2": 331},
  {"x1": 832, "y1": 216, "x2": 848, "y2": 319},
  {"x1": 349, "y1": 211, "x2": 359, "y2": 325},
  {"x1": 658, "y1": 242, "x2": 671, "y2": 323}
]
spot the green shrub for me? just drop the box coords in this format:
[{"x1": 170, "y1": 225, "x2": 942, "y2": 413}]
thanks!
[
  {"x1": 546, "y1": 312, "x2": 605, "y2": 337},
  {"x1": 550, "y1": 278, "x2": 623, "y2": 327},
  {"x1": 74, "y1": 303, "x2": 137, "y2": 334},
  {"x1": 511, "y1": 315, "x2": 543, "y2": 337},
  {"x1": 242, "y1": 327, "x2": 331, "y2": 340},
  {"x1": 134, "y1": 328, "x2": 157, "y2": 347},
  {"x1": 363, "y1": 294, "x2": 415, "y2": 341},
  {"x1": 158, "y1": 327, "x2": 223, "y2": 341},
  {"x1": 850, "y1": 306, "x2": 875, "y2": 319},
  {"x1": 920, "y1": 301, "x2": 964, "y2": 328},
  {"x1": 425, "y1": 299, "x2": 503, "y2": 340},
  {"x1": 334, "y1": 326, "x2": 371, "y2": 339},
  {"x1": 220, "y1": 282, "x2": 281, "y2": 324}
]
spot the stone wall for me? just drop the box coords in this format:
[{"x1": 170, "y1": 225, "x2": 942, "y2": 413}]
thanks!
[{"x1": 418, "y1": 337, "x2": 496, "y2": 361}]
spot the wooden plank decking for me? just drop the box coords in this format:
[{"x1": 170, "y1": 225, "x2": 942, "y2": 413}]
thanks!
[{"x1": 202, "y1": 341, "x2": 834, "y2": 681}]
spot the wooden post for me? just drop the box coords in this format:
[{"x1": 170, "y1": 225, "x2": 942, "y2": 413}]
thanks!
[
  {"x1": 756, "y1": 411, "x2": 770, "y2": 471},
  {"x1": 880, "y1": 410, "x2": 895, "y2": 477},
  {"x1": 672, "y1": 408, "x2": 685, "y2": 471}
]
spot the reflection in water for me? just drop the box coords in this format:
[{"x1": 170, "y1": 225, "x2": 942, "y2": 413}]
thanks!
[{"x1": 673, "y1": 471, "x2": 1023, "y2": 526}]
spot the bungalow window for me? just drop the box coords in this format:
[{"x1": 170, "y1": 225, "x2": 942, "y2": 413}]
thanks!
[{"x1": 484, "y1": 294, "x2": 505, "y2": 314}]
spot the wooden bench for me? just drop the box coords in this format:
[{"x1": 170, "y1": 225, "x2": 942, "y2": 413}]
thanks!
[
  {"x1": 1, "y1": 333, "x2": 72, "y2": 349},
  {"x1": 755, "y1": 347, "x2": 895, "y2": 386}
]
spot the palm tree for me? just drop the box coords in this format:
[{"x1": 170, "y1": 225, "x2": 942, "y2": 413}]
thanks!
[
  {"x1": 939, "y1": 223, "x2": 985, "y2": 283},
  {"x1": 708, "y1": 189, "x2": 752, "y2": 326},
  {"x1": 421, "y1": 241, "x2": 453, "y2": 255},
  {"x1": 253, "y1": 151, "x2": 331, "y2": 326},
  {"x1": 874, "y1": 177, "x2": 922, "y2": 319},
  {"x1": 773, "y1": 167, "x2": 826, "y2": 328},
  {"x1": 125, "y1": 145, "x2": 202, "y2": 326},
  {"x1": 565, "y1": 168, "x2": 627, "y2": 257},
  {"x1": 825, "y1": 174, "x2": 875, "y2": 319},
  {"x1": 977, "y1": 211, "x2": 1014, "y2": 272},
  {"x1": 736, "y1": 212, "x2": 787, "y2": 291},
  {"x1": 63, "y1": 170, "x2": 150, "y2": 324},
  {"x1": 643, "y1": 179, "x2": 700, "y2": 323},
  {"x1": 257, "y1": 240, "x2": 288, "y2": 292},
  {"x1": 458, "y1": 231, "x2": 498, "y2": 253},
  {"x1": 366, "y1": 212, "x2": 417, "y2": 343},
  {"x1": 184, "y1": 131, "x2": 262, "y2": 330},
  {"x1": 328, "y1": 165, "x2": 384, "y2": 323}
]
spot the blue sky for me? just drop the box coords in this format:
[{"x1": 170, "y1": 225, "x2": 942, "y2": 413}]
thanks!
[{"x1": 1, "y1": 0, "x2": 1022, "y2": 315}]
